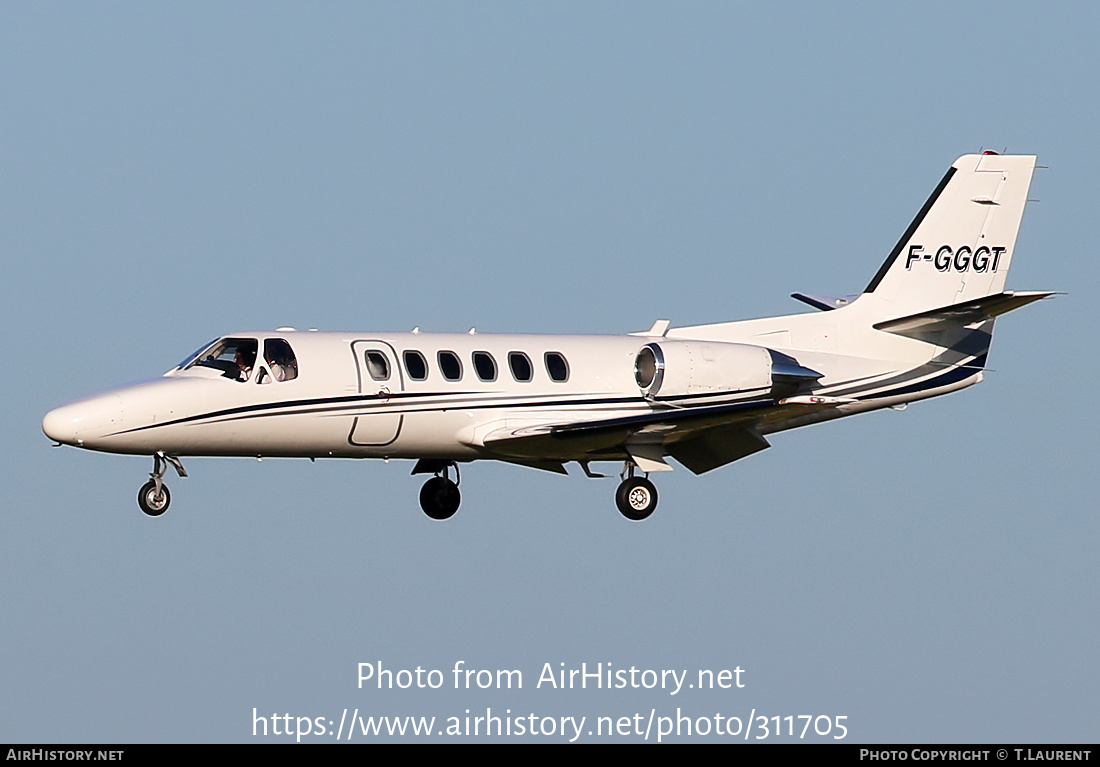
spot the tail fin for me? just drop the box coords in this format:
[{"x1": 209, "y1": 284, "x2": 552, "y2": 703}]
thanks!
[{"x1": 858, "y1": 153, "x2": 1036, "y2": 320}]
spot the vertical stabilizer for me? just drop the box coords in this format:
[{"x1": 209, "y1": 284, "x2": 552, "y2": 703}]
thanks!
[{"x1": 860, "y1": 153, "x2": 1036, "y2": 319}]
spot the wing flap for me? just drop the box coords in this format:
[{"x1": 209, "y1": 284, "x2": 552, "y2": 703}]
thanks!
[
  {"x1": 500, "y1": 458, "x2": 569, "y2": 475},
  {"x1": 666, "y1": 425, "x2": 770, "y2": 474}
]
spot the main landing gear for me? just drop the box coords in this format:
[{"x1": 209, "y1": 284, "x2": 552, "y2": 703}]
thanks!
[
  {"x1": 137, "y1": 452, "x2": 187, "y2": 517},
  {"x1": 409, "y1": 459, "x2": 658, "y2": 521},
  {"x1": 414, "y1": 460, "x2": 461, "y2": 520},
  {"x1": 614, "y1": 462, "x2": 658, "y2": 521}
]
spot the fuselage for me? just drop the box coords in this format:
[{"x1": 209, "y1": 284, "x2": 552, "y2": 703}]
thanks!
[
  {"x1": 41, "y1": 315, "x2": 985, "y2": 464},
  {"x1": 41, "y1": 330, "x2": 693, "y2": 460}
]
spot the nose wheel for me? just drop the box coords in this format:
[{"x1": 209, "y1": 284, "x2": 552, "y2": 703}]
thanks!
[
  {"x1": 416, "y1": 460, "x2": 461, "y2": 520},
  {"x1": 137, "y1": 452, "x2": 187, "y2": 517},
  {"x1": 138, "y1": 480, "x2": 171, "y2": 516}
]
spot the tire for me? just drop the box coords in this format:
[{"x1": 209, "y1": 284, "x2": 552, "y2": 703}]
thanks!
[
  {"x1": 137, "y1": 480, "x2": 170, "y2": 516},
  {"x1": 419, "y1": 477, "x2": 461, "y2": 520},
  {"x1": 615, "y1": 477, "x2": 657, "y2": 520}
]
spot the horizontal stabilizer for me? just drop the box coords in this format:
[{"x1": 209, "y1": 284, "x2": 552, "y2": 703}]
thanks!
[{"x1": 873, "y1": 291, "x2": 1056, "y2": 334}]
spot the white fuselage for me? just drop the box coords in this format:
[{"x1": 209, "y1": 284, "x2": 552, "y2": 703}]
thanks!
[
  {"x1": 42, "y1": 331, "x2": 690, "y2": 459},
  {"x1": 40, "y1": 314, "x2": 981, "y2": 464}
]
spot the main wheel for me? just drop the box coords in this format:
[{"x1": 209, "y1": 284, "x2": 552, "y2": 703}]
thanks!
[
  {"x1": 615, "y1": 477, "x2": 657, "y2": 520},
  {"x1": 419, "y1": 477, "x2": 461, "y2": 520},
  {"x1": 137, "y1": 480, "x2": 171, "y2": 516}
]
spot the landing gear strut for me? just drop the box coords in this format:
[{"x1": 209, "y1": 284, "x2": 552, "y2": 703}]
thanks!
[
  {"x1": 137, "y1": 452, "x2": 187, "y2": 517},
  {"x1": 416, "y1": 460, "x2": 461, "y2": 520},
  {"x1": 615, "y1": 462, "x2": 658, "y2": 521}
]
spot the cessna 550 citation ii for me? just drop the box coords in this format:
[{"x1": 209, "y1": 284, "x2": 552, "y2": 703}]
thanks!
[{"x1": 43, "y1": 153, "x2": 1052, "y2": 520}]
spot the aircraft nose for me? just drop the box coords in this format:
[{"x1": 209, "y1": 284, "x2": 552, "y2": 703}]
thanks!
[
  {"x1": 43, "y1": 391, "x2": 126, "y2": 447},
  {"x1": 43, "y1": 404, "x2": 82, "y2": 445}
]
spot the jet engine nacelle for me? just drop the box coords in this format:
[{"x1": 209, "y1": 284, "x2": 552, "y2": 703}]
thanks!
[{"x1": 632, "y1": 340, "x2": 775, "y2": 399}]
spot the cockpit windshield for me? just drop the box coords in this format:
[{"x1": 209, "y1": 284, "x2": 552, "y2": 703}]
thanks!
[
  {"x1": 176, "y1": 336, "x2": 300, "y2": 383},
  {"x1": 176, "y1": 339, "x2": 219, "y2": 371},
  {"x1": 182, "y1": 338, "x2": 259, "y2": 381}
]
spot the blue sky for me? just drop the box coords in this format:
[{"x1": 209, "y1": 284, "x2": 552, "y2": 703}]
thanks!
[{"x1": 2, "y1": 2, "x2": 1096, "y2": 742}]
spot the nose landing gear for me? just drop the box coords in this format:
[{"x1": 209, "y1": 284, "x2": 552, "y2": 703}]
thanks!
[
  {"x1": 137, "y1": 452, "x2": 187, "y2": 517},
  {"x1": 415, "y1": 460, "x2": 461, "y2": 520},
  {"x1": 137, "y1": 480, "x2": 170, "y2": 516}
]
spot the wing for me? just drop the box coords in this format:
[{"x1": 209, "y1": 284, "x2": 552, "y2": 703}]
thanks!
[{"x1": 467, "y1": 395, "x2": 852, "y2": 475}]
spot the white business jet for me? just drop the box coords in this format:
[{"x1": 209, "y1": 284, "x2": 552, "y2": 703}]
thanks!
[{"x1": 43, "y1": 153, "x2": 1052, "y2": 520}]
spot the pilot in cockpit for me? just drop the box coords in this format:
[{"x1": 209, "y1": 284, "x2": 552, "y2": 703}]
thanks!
[{"x1": 234, "y1": 347, "x2": 256, "y2": 381}]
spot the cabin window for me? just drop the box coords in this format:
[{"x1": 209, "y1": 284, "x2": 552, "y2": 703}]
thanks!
[
  {"x1": 438, "y1": 351, "x2": 462, "y2": 381},
  {"x1": 472, "y1": 351, "x2": 497, "y2": 382},
  {"x1": 404, "y1": 350, "x2": 428, "y2": 381},
  {"x1": 364, "y1": 350, "x2": 390, "y2": 381},
  {"x1": 544, "y1": 352, "x2": 569, "y2": 382},
  {"x1": 264, "y1": 339, "x2": 298, "y2": 382},
  {"x1": 508, "y1": 352, "x2": 533, "y2": 382}
]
